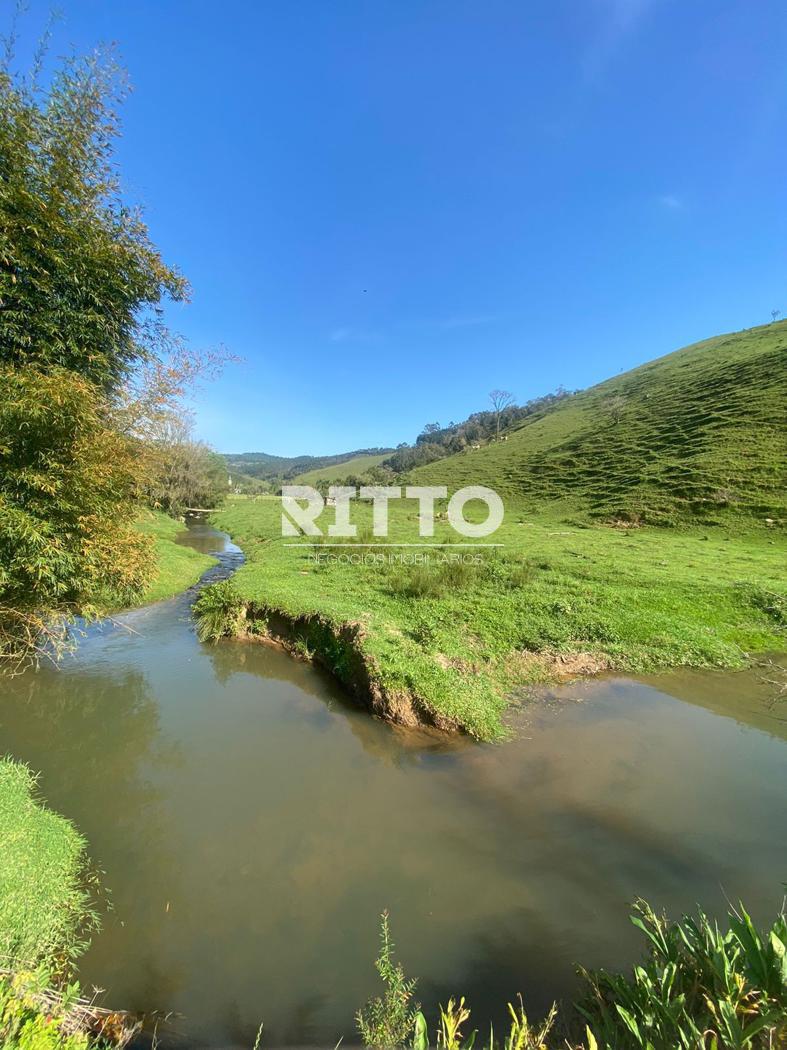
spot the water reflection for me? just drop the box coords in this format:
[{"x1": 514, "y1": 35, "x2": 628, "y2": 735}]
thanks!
[
  {"x1": 0, "y1": 664, "x2": 169, "y2": 851},
  {"x1": 639, "y1": 657, "x2": 787, "y2": 742},
  {"x1": 0, "y1": 524, "x2": 784, "y2": 1047}
]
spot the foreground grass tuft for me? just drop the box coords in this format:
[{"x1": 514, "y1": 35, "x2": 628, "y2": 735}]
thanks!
[
  {"x1": 193, "y1": 579, "x2": 246, "y2": 643},
  {"x1": 357, "y1": 911, "x2": 419, "y2": 1050}
]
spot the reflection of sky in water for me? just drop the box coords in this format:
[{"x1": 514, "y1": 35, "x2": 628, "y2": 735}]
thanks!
[{"x1": 0, "y1": 525, "x2": 785, "y2": 1047}]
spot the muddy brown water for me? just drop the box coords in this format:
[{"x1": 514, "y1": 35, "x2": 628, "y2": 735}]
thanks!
[{"x1": 1, "y1": 520, "x2": 785, "y2": 1047}]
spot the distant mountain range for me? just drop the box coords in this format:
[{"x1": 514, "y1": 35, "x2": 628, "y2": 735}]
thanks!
[{"x1": 223, "y1": 448, "x2": 395, "y2": 482}]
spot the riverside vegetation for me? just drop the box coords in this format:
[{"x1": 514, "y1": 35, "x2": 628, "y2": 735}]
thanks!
[
  {"x1": 0, "y1": 758, "x2": 105, "y2": 1049},
  {"x1": 198, "y1": 321, "x2": 786, "y2": 739},
  {"x1": 355, "y1": 907, "x2": 787, "y2": 1050},
  {"x1": 0, "y1": 35, "x2": 229, "y2": 668},
  {"x1": 0, "y1": 30, "x2": 223, "y2": 1048}
]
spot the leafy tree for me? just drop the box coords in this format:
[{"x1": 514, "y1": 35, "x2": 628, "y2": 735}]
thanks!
[
  {"x1": 0, "y1": 366, "x2": 151, "y2": 664},
  {"x1": 114, "y1": 341, "x2": 234, "y2": 512},
  {"x1": 417, "y1": 422, "x2": 442, "y2": 443},
  {"x1": 0, "y1": 27, "x2": 197, "y2": 666},
  {"x1": 602, "y1": 393, "x2": 627, "y2": 425},
  {"x1": 112, "y1": 341, "x2": 233, "y2": 441},
  {"x1": 0, "y1": 43, "x2": 186, "y2": 389}
]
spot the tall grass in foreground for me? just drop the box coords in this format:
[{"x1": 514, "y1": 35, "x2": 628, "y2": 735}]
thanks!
[
  {"x1": 0, "y1": 972, "x2": 94, "y2": 1050},
  {"x1": 358, "y1": 901, "x2": 787, "y2": 1050},
  {"x1": 0, "y1": 970, "x2": 135, "y2": 1050}
]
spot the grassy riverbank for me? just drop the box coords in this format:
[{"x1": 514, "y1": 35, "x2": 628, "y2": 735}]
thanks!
[
  {"x1": 207, "y1": 497, "x2": 786, "y2": 738},
  {"x1": 133, "y1": 511, "x2": 216, "y2": 605},
  {"x1": 0, "y1": 761, "x2": 139, "y2": 1048},
  {"x1": 205, "y1": 324, "x2": 787, "y2": 738},
  {"x1": 0, "y1": 759, "x2": 93, "y2": 972}
]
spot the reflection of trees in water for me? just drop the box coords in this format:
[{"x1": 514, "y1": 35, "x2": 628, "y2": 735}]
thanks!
[
  {"x1": 203, "y1": 635, "x2": 344, "y2": 702},
  {"x1": 0, "y1": 664, "x2": 186, "y2": 1004},
  {"x1": 345, "y1": 713, "x2": 472, "y2": 769},
  {"x1": 0, "y1": 666, "x2": 171, "y2": 841}
]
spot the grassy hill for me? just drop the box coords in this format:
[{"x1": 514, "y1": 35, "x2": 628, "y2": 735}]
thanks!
[
  {"x1": 413, "y1": 322, "x2": 787, "y2": 526},
  {"x1": 292, "y1": 452, "x2": 390, "y2": 484},
  {"x1": 201, "y1": 322, "x2": 787, "y2": 738}
]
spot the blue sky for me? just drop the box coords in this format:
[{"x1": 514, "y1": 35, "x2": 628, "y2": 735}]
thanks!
[{"x1": 15, "y1": 0, "x2": 787, "y2": 454}]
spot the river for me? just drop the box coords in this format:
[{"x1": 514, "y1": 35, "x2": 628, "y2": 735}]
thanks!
[{"x1": 1, "y1": 520, "x2": 785, "y2": 1047}]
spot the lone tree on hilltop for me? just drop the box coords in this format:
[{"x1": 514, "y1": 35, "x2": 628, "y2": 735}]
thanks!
[
  {"x1": 771, "y1": 309, "x2": 782, "y2": 323},
  {"x1": 489, "y1": 389, "x2": 515, "y2": 439}
]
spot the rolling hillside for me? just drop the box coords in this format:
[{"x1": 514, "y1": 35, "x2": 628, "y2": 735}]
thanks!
[
  {"x1": 413, "y1": 322, "x2": 787, "y2": 525},
  {"x1": 292, "y1": 452, "x2": 390, "y2": 484}
]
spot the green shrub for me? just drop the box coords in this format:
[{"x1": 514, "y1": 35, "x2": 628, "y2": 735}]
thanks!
[
  {"x1": 193, "y1": 580, "x2": 246, "y2": 643},
  {"x1": 0, "y1": 970, "x2": 120, "y2": 1050},
  {"x1": 0, "y1": 973, "x2": 86, "y2": 1050},
  {"x1": 393, "y1": 565, "x2": 444, "y2": 598},
  {"x1": 0, "y1": 51, "x2": 185, "y2": 389},
  {"x1": 578, "y1": 899, "x2": 787, "y2": 1049},
  {"x1": 356, "y1": 912, "x2": 419, "y2": 1050},
  {"x1": 0, "y1": 367, "x2": 152, "y2": 665}
]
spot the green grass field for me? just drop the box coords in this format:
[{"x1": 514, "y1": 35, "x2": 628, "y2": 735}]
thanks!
[
  {"x1": 413, "y1": 321, "x2": 787, "y2": 526},
  {"x1": 133, "y1": 511, "x2": 216, "y2": 604},
  {"x1": 206, "y1": 324, "x2": 787, "y2": 738},
  {"x1": 210, "y1": 496, "x2": 786, "y2": 738},
  {"x1": 292, "y1": 452, "x2": 390, "y2": 484},
  {"x1": 0, "y1": 759, "x2": 93, "y2": 970}
]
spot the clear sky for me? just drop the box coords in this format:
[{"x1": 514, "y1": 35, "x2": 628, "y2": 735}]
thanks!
[{"x1": 14, "y1": 1, "x2": 787, "y2": 455}]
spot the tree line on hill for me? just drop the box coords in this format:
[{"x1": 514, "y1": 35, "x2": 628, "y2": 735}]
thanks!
[
  {"x1": 0, "y1": 31, "x2": 228, "y2": 664},
  {"x1": 294, "y1": 387, "x2": 575, "y2": 496},
  {"x1": 383, "y1": 386, "x2": 575, "y2": 473},
  {"x1": 226, "y1": 387, "x2": 579, "y2": 495}
]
